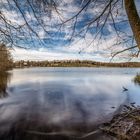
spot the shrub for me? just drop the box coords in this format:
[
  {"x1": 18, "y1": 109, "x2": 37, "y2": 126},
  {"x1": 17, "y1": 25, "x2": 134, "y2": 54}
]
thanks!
[
  {"x1": 0, "y1": 44, "x2": 13, "y2": 71},
  {"x1": 134, "y1": 73, "x2": 140, "y2": 85}
]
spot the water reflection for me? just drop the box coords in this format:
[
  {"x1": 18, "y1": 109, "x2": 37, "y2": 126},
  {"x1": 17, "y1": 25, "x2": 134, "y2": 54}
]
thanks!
[
  {"x1": 0, "y1": 72, "x2": 11, "y2": 98},
  {"x1": 0, "y1": 83, "x2": 117, "y2": 140},
  {"x1": 0, "y1": 67, "x2": 140, "y2": 140}
]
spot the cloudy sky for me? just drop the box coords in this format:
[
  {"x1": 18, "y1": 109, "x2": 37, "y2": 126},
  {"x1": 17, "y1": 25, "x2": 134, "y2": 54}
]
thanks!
[{"x1": 1, "y1": 0, "x2": 140, "y2": 61}]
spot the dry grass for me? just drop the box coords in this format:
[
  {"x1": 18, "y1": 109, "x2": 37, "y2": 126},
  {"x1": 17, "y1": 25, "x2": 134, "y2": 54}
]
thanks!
[
  {"x1": 101, "y1": 104, "x2": 140, "y2": 140},
  {"x1": 134, "y1": 73, "x2": 140, "y2": 85}
]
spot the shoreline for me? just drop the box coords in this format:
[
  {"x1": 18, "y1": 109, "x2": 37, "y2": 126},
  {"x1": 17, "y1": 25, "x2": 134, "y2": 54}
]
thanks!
[{"x1": 13, "y1": 60, "x2": 140, "y2": 68}]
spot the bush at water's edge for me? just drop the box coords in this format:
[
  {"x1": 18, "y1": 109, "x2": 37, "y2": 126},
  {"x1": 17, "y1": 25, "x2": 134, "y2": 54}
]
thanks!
[
  {"x1": 0, "y1": 44, "x2": 13, "y2": 72},
  {"x1": 133, "y1": 73, "x2": 140, "y2": 85}
]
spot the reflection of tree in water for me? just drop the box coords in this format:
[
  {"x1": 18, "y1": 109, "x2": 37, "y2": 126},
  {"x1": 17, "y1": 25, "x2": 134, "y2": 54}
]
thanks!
[
  {"x1": 133, "y1": 73, "x2": 140, "y2": 86},
  {"x1": 0, "y1": 72, "x2": 11, "y2": 98}
]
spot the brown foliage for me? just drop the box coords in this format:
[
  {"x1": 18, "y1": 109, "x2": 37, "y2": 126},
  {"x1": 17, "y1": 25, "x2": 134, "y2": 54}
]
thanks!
[{"x1": 0, "y1": 44, "x2": 13, "y2": 71}]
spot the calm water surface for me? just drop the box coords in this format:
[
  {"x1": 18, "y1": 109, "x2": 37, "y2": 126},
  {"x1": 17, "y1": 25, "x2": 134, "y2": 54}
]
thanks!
[{"x1": 0, "y1": 67, "x2": 140, "y2": 140}]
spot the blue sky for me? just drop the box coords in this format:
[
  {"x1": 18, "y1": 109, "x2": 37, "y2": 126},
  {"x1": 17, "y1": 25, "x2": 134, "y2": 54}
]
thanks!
[{"x1": 1, "y1": 0, "x2": 140, "y2": 61}]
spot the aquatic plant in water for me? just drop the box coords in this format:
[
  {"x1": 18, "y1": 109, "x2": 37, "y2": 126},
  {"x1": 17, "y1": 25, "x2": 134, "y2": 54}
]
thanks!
[{"x1": 133, "y1": 73, "x2": 140, "y2": 86}]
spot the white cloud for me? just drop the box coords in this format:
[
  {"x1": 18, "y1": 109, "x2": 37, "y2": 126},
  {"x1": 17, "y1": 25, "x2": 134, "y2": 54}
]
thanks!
[
  {"x1": 11, "y1": 47, "x2": 108, "y2": 62},
  {"x1": 1, "y1": 9, "x2": 25, "y2": 25},
  {"x1": 11, "y1": 45, "x2": 140, "y2": 62},
  {"x1": 1, "y1": 0, "x2": 140, "y2": 62}
]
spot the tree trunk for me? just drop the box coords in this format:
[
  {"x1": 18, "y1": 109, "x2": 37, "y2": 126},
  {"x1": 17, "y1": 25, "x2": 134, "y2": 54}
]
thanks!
[{"x1": 124, "y1": 0, "x2": 140, "y2": 50}]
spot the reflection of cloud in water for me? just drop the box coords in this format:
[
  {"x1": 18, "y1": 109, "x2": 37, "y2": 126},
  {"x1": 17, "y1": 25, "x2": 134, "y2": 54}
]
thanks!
[
  {"x1": 9, "y1": 67, "x2": 139, "y2": 85},
  {"x1": 1, "y1": 82, "x2": 126, "y2": 133},
  {"x1": 0, "y1": 67, "x2": 140, "y2": 136}
]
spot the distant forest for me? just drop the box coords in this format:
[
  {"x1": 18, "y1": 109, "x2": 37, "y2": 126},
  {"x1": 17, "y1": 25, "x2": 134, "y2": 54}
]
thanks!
[{"x1": 14, "y1": 60, "x2": 140, "y2": 68}]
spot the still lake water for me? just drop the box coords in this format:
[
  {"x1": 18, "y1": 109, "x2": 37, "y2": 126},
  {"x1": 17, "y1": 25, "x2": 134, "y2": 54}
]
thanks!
[{"x1": 0, "y1": 67, "x2": 140, "y2": 139}]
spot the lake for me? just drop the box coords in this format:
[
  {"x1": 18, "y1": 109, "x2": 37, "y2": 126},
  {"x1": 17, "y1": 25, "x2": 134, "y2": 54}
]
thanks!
[{"x1": 0, "y1": 67, "x2": 140, "y2": 140}]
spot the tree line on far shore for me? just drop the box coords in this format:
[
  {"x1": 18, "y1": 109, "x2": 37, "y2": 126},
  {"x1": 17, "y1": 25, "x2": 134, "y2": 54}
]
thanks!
[
  {"x1": 0, "y1": 43, "x2": 140, "y2": 70},
  {"x1": 14, "y1": 60, "x2": 140, "y2": 68}
]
